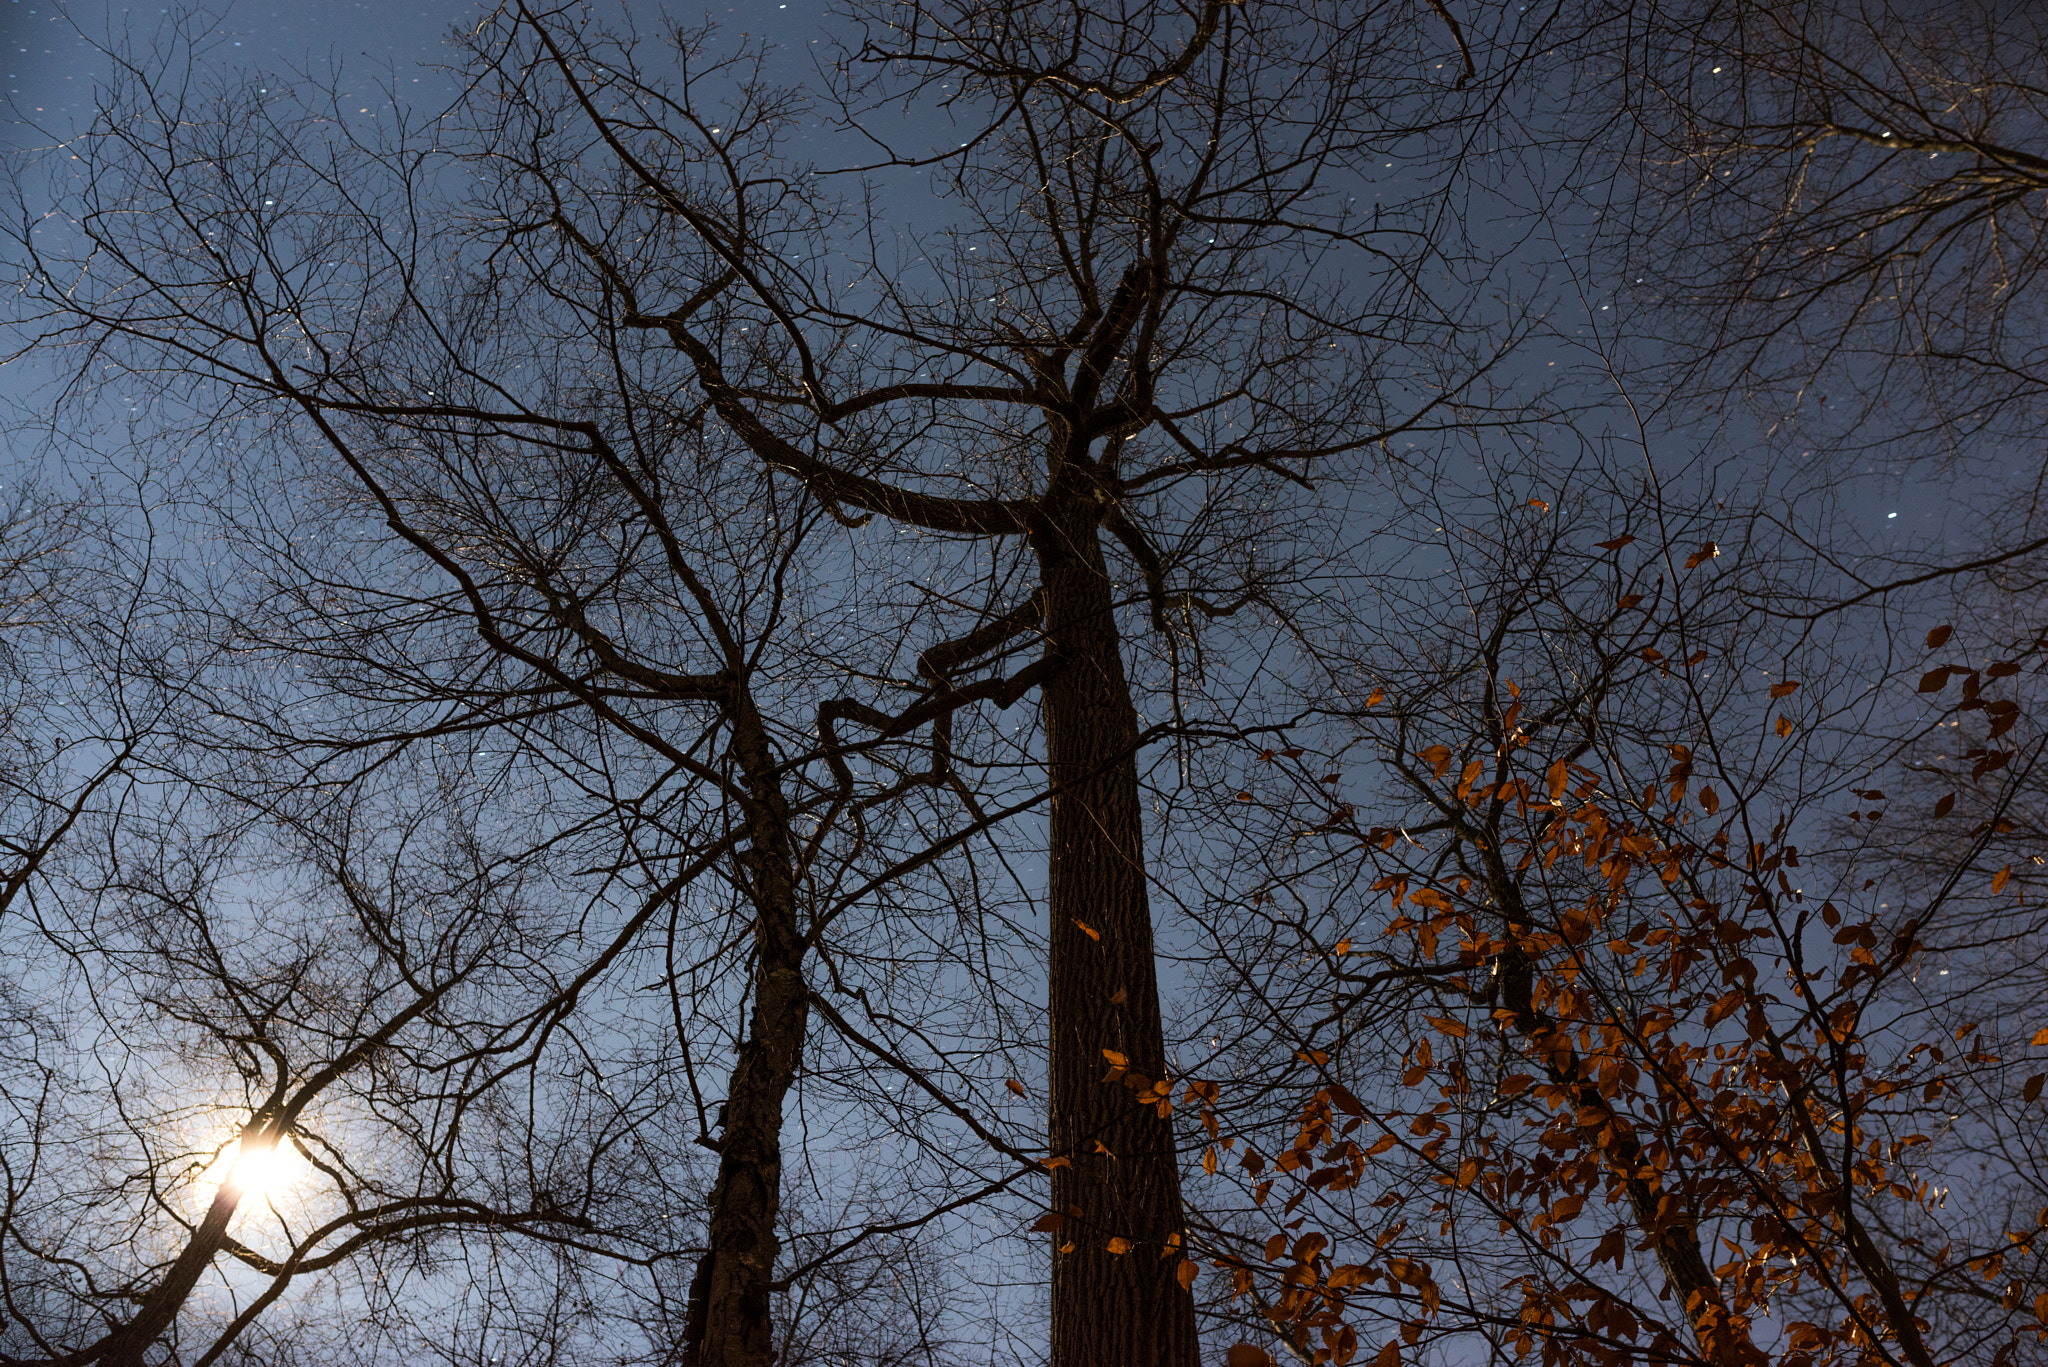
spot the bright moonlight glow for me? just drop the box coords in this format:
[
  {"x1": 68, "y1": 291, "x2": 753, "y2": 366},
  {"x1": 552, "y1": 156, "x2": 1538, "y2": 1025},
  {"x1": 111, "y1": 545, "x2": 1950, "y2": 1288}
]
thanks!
[{"x1": 226, "y1": 1138, "x2": 298, "y2": 1199}]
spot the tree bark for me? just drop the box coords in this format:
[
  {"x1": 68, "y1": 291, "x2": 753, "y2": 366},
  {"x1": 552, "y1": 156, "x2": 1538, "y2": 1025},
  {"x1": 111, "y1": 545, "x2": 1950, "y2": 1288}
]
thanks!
[
  {"x1": 1037, "y1": 502, "x2": 1198, "y2": 1367},
  {"x1": 684, "y1": 705, "x2": 810, "y2": 1367}
]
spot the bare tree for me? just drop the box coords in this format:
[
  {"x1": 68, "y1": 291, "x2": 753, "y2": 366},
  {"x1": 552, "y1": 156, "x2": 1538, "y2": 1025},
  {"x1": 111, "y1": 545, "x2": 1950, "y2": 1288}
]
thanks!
[
  {"x1": 2, "y1": 66, "x2": 995, "y2": 1363},
  {"x1": 445, "y1": 2, "x2": 1537, "y2": 1358},
  {"x1": 1573, "y1": 0, "x2": 2048, "y2": 604}
]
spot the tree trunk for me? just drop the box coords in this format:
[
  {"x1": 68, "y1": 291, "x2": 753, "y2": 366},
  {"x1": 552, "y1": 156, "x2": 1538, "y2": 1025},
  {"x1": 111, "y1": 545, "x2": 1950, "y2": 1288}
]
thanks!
[
  {"x1": 101, "y1": 1175, "x2": 248, "y2": 1367},
  {"x1": 684, "y1": 706, "x2": 810, "y2": 1367},
  {"x1": 1037, "y1": 504, "x2": 1199, "y2": 1367}
]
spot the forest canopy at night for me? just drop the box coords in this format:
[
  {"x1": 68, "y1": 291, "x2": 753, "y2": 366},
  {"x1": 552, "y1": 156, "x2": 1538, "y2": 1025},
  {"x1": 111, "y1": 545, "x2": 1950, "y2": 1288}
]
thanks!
[{"x1": 1, "y1": 3, "x2": 2044, "y2": 1365}]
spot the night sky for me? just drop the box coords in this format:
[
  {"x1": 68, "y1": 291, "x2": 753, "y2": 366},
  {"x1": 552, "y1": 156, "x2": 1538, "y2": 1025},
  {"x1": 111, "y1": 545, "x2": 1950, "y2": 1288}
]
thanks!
[
  {"x1": 5, "y1": 1, "x2": 844, "y2": 148},
  {"x1": 6, "y1": 1, "x2": 474, "y2": 142},
  {"x1": 1, "y1": 0, "x2": 1947, "y2": 554}
]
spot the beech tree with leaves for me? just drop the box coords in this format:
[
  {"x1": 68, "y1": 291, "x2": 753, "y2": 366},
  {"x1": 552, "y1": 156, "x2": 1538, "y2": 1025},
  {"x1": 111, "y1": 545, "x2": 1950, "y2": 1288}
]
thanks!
[{"x1": 1175, "y1": 452, "x2": 2048, "y2": 1367}]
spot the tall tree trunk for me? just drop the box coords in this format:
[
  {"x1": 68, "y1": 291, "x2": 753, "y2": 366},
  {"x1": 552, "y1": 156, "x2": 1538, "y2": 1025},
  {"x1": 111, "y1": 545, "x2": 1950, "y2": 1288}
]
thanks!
[
  {"x1": 1038, "y1": 505, "x2": 1199, "y2": 1367},
  {"x1": 684, "y1": 706, "x2": 809, "y2": 1367}
]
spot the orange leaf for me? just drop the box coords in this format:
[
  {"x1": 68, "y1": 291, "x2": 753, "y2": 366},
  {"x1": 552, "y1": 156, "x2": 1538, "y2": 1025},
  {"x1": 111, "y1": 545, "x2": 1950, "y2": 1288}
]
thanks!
[
  {"x1": 1684, "y1": 541, "x2": 1720, "y2": 569},
  {"x1": 1073, "y1": 919, "x2": 1101, "y2": 941},
  {"x1": 1770, "y1": 680, "x2": 1800, "y2": 698},
  {"x1": 1775, "y1": 714, "x2": 1793, "y2": 737},
  {"x1": 1424, "y1": 1015, "x2": 1468, "y2": 1039},
  {"x1": 1106, "y1": 1237, "x2": 1133, "y2": 1255},
  {"x1": 1102, "y1": 1049, "x2": 1129, "y2": 1068},
  {"x1": 2032, "y1": 1028, "x2": 2048, "y2": 1047},
  {"x1": 1527, "y1": 498, "x2": 1550, "y2": 513},
  {"x1": 1366, "y1": 688, "x2": 1385, "y2": 707},
  {"x1": 1006, "y1": 1078, "x2": 1028, "y2": 1098},
  {"x1": 1994, "y1": 866, "x2": 2013, "y2": 894},
  {"x1": 1042, "y1": 1155, "x2": 1071, "y2": 1169},
  {"x1": 1177, "y1": 1257, "x2": 1199, "y2": 1292}
]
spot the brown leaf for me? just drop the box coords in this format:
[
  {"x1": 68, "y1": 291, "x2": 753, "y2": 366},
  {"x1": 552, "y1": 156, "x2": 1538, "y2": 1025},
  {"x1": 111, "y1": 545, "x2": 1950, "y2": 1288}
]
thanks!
[
  {"x1": 1177, "y1": 1257, "x2": 1199, "y2": 1292},
  {"x1": 1684, "y1": 541, "x2": 1720, "y2": 569},
  {"x1": 1770, "y1": 680, "x2": 1800, "y2": 698},
  {"x1": 1596, "y1": 535, "x2": 1636, "y2": 550},
  {"x1": 1919, "y1": 668, "x2": 1953, "y2": 693},
  {"x1": 1775, "y1": 714, "x2": 1793, "y2": 737},
  {"x1": 1994, "y1": 866, "x2": 2013, "y2": 894},
  {"x1": 1030, "y1": 1212, "x2": 1066, "y2": 1232},
  {"x1": 1934, "y1": 792, "x2": 1955, "y2": 819},
  {"x1": 1109, "y1": 988, "x2": 1127, "y2": 1004},
  {"x1": 1227, "y1": 1347, "x2": 1276, "y2": 1367},
  {"x1": 2026, "y1": 1074, "x2": 2044, "y2": 1104},
  {"x1": 1927, "y1": 624, "x2": 1953, "y2": 649}
]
